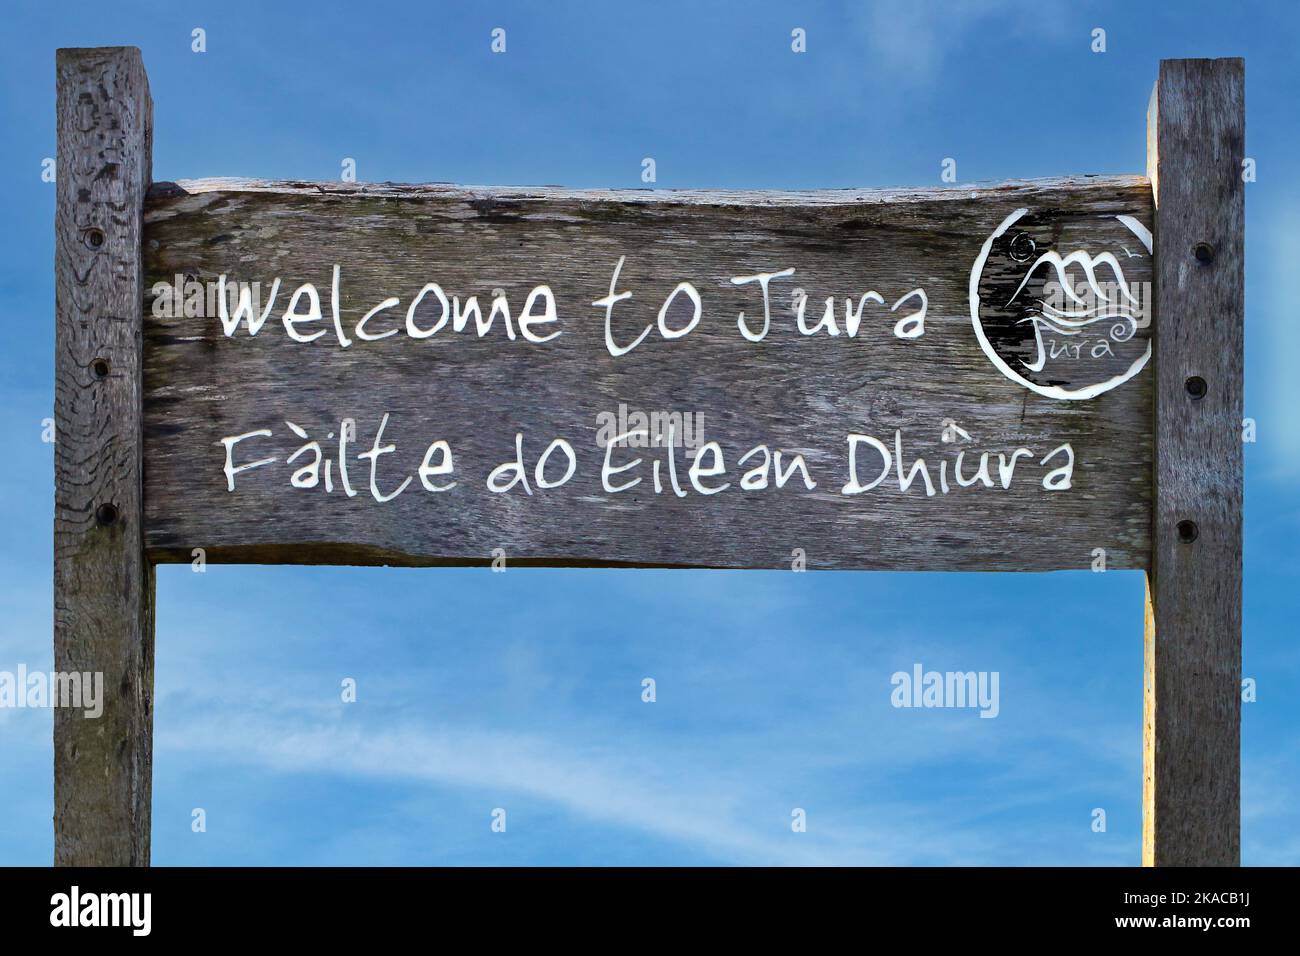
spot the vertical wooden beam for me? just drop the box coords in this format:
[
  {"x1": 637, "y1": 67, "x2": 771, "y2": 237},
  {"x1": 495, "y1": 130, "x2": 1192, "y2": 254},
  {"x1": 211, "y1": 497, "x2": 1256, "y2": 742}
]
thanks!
[
  {"x1": 1143, "y1": 58, "x2": 1244, "y2": 867},
  {"x1": 54, "y1": 47, "x2": 155, "y2": 866}
]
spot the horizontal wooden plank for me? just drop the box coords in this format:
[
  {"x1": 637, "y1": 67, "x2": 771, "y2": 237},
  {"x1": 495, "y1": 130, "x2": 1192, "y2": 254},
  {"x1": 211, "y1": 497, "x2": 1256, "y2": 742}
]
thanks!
[{"x1": 142, "y1": 175, "x2": 1154, "y2": 570}]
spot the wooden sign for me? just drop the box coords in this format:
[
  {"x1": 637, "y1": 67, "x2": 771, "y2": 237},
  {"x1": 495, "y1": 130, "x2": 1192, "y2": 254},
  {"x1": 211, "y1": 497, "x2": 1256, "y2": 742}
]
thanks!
[
  {"x1": 142, "y1": 176, "x2": 1155, "y2": 571},
  {"x1": 53, "y1": 48, "x2": 1244, "y2": 867}
]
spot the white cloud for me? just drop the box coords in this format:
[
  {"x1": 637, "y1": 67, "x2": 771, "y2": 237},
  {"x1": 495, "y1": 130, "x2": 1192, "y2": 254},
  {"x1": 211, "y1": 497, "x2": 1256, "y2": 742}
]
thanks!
[
  {"x1": 850, "y1": 0, "x2": 1069, "y2": 84},
  {"x1": 158, "y1": 709, "x2": 1014, "y2": 865}
]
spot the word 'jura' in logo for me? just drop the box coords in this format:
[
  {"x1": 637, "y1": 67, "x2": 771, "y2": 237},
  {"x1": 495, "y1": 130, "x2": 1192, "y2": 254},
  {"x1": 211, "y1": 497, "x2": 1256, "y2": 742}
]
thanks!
[{"x1": 970, "y1": 208, "x2": 1153, "y2": 400}]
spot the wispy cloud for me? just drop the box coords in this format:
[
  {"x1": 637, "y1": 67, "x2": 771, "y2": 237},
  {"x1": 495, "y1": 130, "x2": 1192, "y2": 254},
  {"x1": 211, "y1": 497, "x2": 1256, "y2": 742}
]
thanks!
[
  {"x1": 849, "y1": 0, "x2": 1069, "y2": 86},
  {"x1": 147, "y1": 570, "x2": 1145, "y2": 867},
  {"x1": 158, "y1": 707, "x2": 1042, "y2": 865}
]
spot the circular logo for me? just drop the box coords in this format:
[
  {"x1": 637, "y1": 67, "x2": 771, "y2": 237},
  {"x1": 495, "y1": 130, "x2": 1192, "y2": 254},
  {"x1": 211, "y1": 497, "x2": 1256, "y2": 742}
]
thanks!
[{"x1": 969, "y1": 207, "x2": 1153, "y2": 400}]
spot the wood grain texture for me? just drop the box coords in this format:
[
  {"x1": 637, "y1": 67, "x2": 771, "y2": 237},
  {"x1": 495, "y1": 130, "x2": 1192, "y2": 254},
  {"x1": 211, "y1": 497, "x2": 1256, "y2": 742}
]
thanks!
[
  {"x1": 1142, "y1": 58, "x2": 1244, "y2": 867},
  {"x1": 54, "y1": 47, "x2": 154, "y2": 866},
  {"x1": 141, "y1": 175, "x2": 1156, "y2": 570}
]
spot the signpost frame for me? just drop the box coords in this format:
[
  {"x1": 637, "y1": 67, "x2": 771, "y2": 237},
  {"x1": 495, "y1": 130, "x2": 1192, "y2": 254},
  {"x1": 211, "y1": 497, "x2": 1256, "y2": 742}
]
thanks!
[{"x1": 52, "y1": 48, "x2": 1244, "y2": 867}]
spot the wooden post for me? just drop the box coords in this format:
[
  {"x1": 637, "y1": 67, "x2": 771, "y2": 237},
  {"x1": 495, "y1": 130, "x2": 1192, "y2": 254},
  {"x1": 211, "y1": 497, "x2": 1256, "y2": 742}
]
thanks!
[
  {"x1": 1143, "y1": 58, "x2": 1244, "y2": 866},
  {"x1": 54, "y1": 47, "x2": 155, "y2": 866}
]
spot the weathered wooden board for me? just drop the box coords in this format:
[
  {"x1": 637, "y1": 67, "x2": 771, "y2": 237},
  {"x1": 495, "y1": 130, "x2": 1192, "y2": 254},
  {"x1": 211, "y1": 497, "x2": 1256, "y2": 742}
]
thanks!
[
  {"x1": 141, "y1": 175, "x2": 1155, "y2": 570},
  {"x1": 1143, "y1": 58, "x2": 1243, "y2": 867},
  {"x1": 54, "y1": 46, "x2": 155, "y2": 866}
]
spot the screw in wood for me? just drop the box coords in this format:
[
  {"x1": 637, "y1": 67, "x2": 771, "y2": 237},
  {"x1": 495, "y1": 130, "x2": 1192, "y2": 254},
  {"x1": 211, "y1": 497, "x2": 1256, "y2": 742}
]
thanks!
[
  {"x1": 94, "y1": 503, "x2": 119, "y2": 527},
  {"x1": 1193, "y1": 241, "x2": 1214, "y2": 263},
  {"x1": 1176, "y1": 519, "x2": 1198, "y2": 543},
  {"x1": 91, "y1": 358, "x2": 110, "y2": 379},
  {"x1": 1184, "y1": 375, "x2": 1207, "y2": 399}
]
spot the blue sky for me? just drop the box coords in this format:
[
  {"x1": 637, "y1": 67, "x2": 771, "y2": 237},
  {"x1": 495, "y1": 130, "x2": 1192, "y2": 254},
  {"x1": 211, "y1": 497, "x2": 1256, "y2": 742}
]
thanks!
[{"x1": 1, "y1": 0, "x2": 1297, "y2": 865}]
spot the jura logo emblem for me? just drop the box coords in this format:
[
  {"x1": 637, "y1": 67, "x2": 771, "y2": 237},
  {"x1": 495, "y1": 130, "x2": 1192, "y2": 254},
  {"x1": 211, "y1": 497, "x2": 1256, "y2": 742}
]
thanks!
[{"x1": 969, "y1": 207, "x2": 1153, "y2": 400}]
